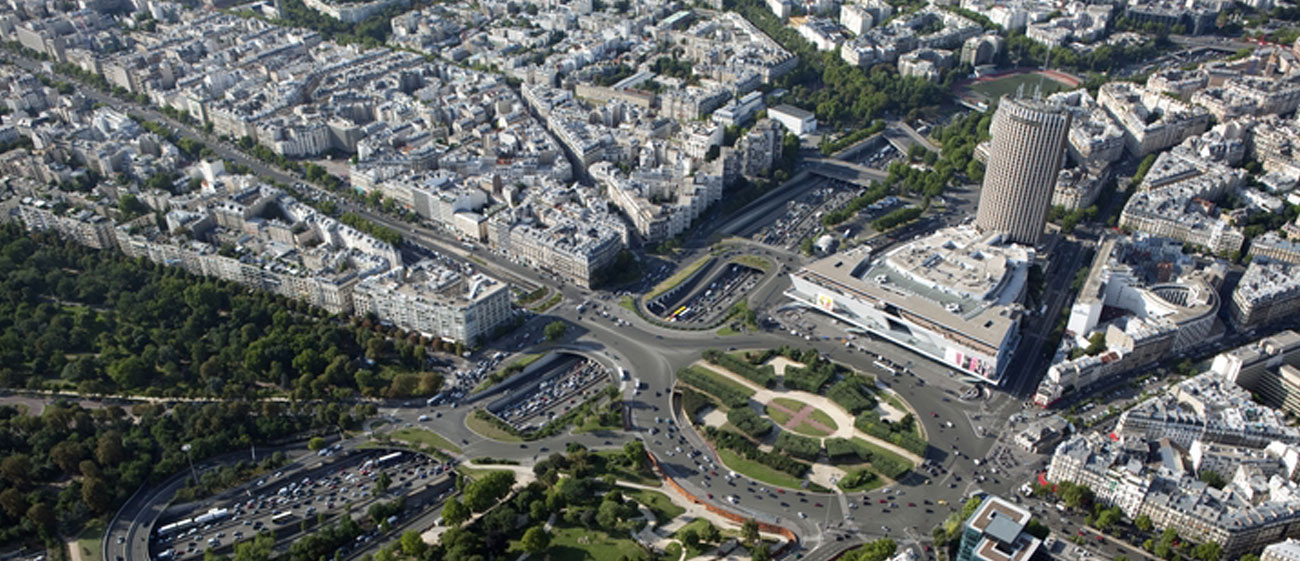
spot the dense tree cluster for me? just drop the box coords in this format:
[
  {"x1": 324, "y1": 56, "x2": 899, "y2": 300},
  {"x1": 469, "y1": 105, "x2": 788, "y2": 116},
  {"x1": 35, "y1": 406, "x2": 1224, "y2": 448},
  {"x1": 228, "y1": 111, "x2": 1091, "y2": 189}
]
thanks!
[
  {"x1": 729, "y1": 0, "x2": 946, "y2": 131},
  {"x1": 0, "y1": 225, "x2": 438, "y2": 399},
  {"x1": 0, "y1": 399, "x2": 370, "y2": 550}
]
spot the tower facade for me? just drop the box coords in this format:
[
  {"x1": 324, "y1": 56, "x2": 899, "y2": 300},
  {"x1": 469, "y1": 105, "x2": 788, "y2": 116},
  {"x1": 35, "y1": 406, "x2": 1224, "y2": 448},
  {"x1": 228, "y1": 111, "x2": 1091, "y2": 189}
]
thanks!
[{"x1": 975, "y1": 95, "x2": 1072, "y2": 246}]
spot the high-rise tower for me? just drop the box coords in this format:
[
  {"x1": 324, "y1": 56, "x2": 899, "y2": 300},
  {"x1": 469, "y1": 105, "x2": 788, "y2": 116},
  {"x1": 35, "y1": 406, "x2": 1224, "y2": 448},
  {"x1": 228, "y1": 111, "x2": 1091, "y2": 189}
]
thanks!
[{"x1": 975, "y1": 95, "x2": 1071, "y2": 246}]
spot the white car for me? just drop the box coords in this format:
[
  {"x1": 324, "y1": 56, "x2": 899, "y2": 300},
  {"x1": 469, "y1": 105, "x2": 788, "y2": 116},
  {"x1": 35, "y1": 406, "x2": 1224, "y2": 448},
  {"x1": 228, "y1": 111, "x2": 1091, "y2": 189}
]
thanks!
[{"x1": 797, "y1": 512, "x2": 806, "y2": 519}]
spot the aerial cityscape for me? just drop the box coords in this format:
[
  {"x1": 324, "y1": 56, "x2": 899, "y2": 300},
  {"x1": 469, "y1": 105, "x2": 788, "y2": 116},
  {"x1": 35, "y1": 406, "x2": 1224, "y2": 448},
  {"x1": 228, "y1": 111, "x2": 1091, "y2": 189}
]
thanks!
[{"x1": 4, "y1": 0, "x2": 1300, "y2": 560}]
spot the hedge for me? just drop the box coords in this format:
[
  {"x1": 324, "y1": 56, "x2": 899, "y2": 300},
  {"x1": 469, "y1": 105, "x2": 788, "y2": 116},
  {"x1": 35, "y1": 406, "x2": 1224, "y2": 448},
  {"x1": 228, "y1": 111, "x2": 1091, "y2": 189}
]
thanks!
[
  {"x1": 707, "y1": 427, "x2": 808, "y2": 477},
  {"x1": 827, "y1": 376, "x2": 878, "y2": 414},
  {"x1": 680, "y1": 386, "x2": 717, "y2": 419},
  {"x1": 838, "y1": 468, "x2": 879, "y2": 491},
  {"x1": 855, "y1": 413, "x2": 927, "y2": 456},
  {"x1": 727, "y1": 407, "x2": 773, "y2": 438},
  {"x1": 774, "y1": 431, "x2": 822, "y2": 461},
  {"x1": 783, "y1": 361, "x2": 837, "y2": 393},
  {"x1": 678, "y1": 367, "x2": 749, "y2": 408},
  {"x1": 703, "y1": 348, "x2": 775, "y2": 387},
  {"x1": 870, "y1": 454, "x2": 912, "y2": 480},
  {"x1": 826, "y1": 437, "x2": 871, "y2": 463}
]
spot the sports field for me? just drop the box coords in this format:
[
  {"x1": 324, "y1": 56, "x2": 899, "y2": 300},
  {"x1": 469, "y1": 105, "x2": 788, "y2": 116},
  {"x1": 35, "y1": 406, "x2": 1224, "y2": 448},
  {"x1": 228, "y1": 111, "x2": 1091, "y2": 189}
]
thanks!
[{"x1": 964, "y1": 71, "x2": 1078, "y2": 104}]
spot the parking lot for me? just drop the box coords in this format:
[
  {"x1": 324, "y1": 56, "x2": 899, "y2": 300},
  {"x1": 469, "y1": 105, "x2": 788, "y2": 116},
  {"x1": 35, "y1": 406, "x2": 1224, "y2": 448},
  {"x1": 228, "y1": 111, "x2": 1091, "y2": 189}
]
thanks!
[
  {"x1": 486, "y1": 355, "x2": 611, "y2": 430},
  {"x1": 150, "y1": 450, "x2": 452, "y2": 561}
]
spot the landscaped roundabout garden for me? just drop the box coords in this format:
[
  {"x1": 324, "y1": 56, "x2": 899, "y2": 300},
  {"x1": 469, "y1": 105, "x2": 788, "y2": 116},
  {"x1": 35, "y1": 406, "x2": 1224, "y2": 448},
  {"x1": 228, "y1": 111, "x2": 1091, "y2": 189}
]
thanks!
[{"x1": 676, "y1": 347, "x2": 928, "y2": 493}]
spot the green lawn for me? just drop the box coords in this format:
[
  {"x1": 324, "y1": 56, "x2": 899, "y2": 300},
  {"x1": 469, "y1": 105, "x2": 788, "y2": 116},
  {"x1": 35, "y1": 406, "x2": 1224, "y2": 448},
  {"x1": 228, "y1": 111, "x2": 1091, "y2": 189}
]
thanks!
[
  {"x1": 717, "y1": 326, "x2": 742, "y2": 336},
  {"x1": 729, "y1": 255, "x2": 773, "y2": 272},
  {"x1": 687, "y1": 365, "x2": 757, "y2": 397},
  {"x1": 772, "y1": 397, "x2": 808, "y2": 410},
  {"x1": 673, "y1": 519, "x2": 717, "y2": 558},
  {"x1": 765, "y1": 402, "x2": 794, "y2": 426},
  {"x1": 465, "y1": 412, "x2": 523, "y2": 442},
  {"x1": 647, "y1": 256, "x2": 713, "y2": 301},
  {"x1": 838, "y1": 468, "x2": 886, "y2": 492},
  {"x1": 968, "y1": 72, "x2": 1071, "y2": 100},
  {"x1": 389, "y1": 427, "x2": 463, "y2": 454},
  {"x1": 716, "y1": 448, "x2": 806, "y2": 490},
  {"x1": 542, "y1": 525, "x2": 650, "y2": 561},
  {"x1": 770, "y1": 397, "x2": 838, "y2": 437},
  {"x1": 853, "y1": 437, "x2": 918, "y2": 470},
  {"x1": 621, "y1": 488, "x2": 685, "y2": 525},
  {"x1": 455, "y1": 466, "x2": 514, "y2": 481},
  {"x1": 534, "y1": 293, "x2": 563, "y2": 312},
  {"x1": 808, "y1": 408, "x2": 839, "y2": 431},
  {"x1": 661, "y1": 541, "x2": 683, "y2": 561},
  {"x1": 75, "y1": 519, "x2": 105, "y2": 561},
  {"x1": 792, "y1": 420, "x2": 832, "y2": 438}
]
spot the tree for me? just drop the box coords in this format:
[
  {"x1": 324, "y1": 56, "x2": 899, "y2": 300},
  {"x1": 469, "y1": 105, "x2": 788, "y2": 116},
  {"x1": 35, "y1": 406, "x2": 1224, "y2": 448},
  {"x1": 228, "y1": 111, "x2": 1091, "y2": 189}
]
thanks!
[
  {"x1": 1135, "y1": 514, "x2": 1153, "y2": 532},
  {"x1": 596, "y1": 498, "x2": 624, "y2": 530},
  {"x1": 26, "y1": 502, "x2": 55, "y2": 536},
  {"x1": 400, "y1": 530, "x2": 427, "y2": 557},
  {"x1": 1060, "y1": 482, "x2": 1094, "y2": 509},
  {"x1": 681, "y1": 529, "x2": 700, "y2": 549},
  {"x1": 751, "y1": 543, "x2": 771, "y2": 561},
  {"x1": 82, "y1": 476, "x2": 113, "y2": 513},
  {"x1": 1095, "y1": 507, "x2": 1121, "y2": 532},
  {"x1": 0, "y1": 454, "x2": 31, "y2": 488},
  {"x1": 623, "y1": 440, "x2": 647, "y2": 470},
  {"x1": 307, "y1": 437, "x2": 326, "y2": 451},
  {"x1": 442, "y1": 498, "x2": 470, "y2": 526},
  {"x1": 699, "y1": 522, "x2": 721, "y2": 544},
  {"x1": 1199, "y1": 469, "x2": 1225, "y2": 489},
  {"x1": 1191, "y1": 541, "x2": 1221, "y2": 561},
  {"x1": 0, "y1": 488, "x2": 27, "y2": 518},
  {"x1": 544, "y1": 321, "x2": 568, "y2": 342},
  {"x1": 375, "y1": 472, "x2": 392, "y2": 493},
  {"x1": 521, "y1": 526, "x2": 551, "y2": 555},
  {"x1": 741, "y1": 519, "x2": 759, "y2": 547},
  {"x1": 232, "y1": 533, "x2": 274, "y2": 561}
]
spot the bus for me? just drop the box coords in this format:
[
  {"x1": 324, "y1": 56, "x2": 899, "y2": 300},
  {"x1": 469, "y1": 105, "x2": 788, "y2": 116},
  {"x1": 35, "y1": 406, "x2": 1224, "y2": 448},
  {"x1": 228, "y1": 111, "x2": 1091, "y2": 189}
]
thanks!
[
  {"x1": 376, "y1": 452, "x2": 403, "y2": 467},
  {"x1": 271, "y1": 512, "x2": 294, "y2": 525},
  {"x1": 157, "y1": 518, "x2": 195, "y2": 536}
]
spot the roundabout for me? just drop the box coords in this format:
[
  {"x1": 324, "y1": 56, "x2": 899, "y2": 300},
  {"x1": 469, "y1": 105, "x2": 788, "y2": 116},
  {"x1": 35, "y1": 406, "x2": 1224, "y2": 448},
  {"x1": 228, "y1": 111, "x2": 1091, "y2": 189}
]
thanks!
[{"x1": 675, "y1": 348, "x2": 925, "y2": 495}]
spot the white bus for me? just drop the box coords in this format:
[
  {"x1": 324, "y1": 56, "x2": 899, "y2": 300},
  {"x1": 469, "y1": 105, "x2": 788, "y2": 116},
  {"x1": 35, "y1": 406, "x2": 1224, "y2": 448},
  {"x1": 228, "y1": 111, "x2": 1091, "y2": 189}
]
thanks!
[
  {"x1": 271, "y1": 512, "x2": 294, "y2": 525},
  {"x1": 376, "y1": 452, "x2": 403, "y2": 467}
]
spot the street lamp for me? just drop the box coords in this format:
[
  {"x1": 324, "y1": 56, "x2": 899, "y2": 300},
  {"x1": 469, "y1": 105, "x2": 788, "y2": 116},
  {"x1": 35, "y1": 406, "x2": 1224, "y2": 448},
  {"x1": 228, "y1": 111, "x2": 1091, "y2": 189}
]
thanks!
[{"x1": 181, "y1": 443, "x2": 198, "y2": 484}]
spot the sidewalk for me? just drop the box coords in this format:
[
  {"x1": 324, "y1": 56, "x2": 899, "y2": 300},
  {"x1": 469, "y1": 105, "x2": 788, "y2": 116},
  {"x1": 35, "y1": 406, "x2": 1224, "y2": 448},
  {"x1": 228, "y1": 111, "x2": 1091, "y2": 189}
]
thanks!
[{"x1": 695, "y1": 361, "x2": 924, "y2": 465}]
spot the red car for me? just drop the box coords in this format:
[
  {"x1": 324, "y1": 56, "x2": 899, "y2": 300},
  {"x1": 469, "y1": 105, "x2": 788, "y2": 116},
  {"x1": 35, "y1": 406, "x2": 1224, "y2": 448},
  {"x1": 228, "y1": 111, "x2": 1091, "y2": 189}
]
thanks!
[
  {"x1": 878, "y1": 499, "x2": 887, "y2": 504},
  {"x1": 908, "y1": 502, "x2": 916, "y2": 507},
  {"x1": 777, "y1": 489, "x2": 785, "y2": 494},
  {"x1": 707, "y1": 493, "x2": 713, "y2": 499},
  {"x1": 814, "y1": 502, "x2": 823, "y2": 507}
]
